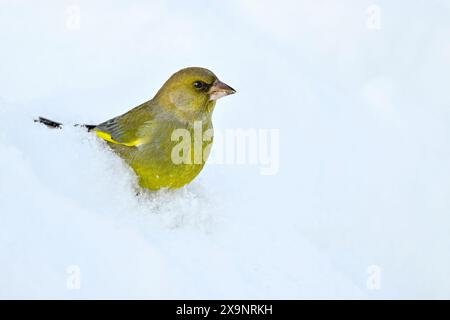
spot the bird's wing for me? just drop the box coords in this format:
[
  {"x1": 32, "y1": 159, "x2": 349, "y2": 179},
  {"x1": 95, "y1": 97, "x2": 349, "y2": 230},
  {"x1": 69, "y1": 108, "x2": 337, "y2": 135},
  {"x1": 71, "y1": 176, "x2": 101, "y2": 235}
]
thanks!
[{"x1": 94, "y1": 104, "x2": 154, "y2": 147}]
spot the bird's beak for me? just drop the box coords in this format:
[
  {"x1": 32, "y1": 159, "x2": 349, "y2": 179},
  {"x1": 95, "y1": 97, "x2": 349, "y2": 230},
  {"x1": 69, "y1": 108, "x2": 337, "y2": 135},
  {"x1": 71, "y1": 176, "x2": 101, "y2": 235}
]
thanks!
[{"x1": 208, "y1": 79, "x2": 236, "y2": 101}]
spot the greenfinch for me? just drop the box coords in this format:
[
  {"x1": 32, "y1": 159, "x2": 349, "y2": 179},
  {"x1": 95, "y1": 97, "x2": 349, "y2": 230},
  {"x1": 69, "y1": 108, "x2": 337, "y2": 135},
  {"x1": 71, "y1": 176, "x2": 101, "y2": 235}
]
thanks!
[{"x1": 36, "y1": 67, "x2": 236, "y2": 190}]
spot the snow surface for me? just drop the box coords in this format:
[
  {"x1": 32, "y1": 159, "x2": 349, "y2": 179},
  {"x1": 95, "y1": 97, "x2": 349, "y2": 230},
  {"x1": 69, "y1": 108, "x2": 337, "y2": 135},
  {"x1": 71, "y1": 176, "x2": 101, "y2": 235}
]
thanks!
[{"x1": 1, "y1": 0, "x2": 450, "y2": 299}]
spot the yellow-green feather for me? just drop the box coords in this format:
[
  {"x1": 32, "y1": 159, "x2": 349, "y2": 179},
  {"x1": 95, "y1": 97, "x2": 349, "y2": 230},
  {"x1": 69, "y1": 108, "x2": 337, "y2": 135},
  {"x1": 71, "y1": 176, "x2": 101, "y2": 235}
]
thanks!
[{"x1": 94, "y1": 67, "x2": 218, "y2": 190}]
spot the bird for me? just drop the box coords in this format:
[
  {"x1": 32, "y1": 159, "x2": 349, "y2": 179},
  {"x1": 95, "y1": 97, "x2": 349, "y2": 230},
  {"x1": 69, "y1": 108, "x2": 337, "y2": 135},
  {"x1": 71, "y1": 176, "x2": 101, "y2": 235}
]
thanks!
[{"x1": 36, "y1": 67, "x2": 236, "y2": 190}]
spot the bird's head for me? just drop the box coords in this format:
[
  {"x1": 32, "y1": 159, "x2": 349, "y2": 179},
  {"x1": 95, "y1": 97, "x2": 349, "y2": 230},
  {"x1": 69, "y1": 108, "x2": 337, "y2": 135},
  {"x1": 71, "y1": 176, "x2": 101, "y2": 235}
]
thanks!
[{"x1": 154, "y1": 67, "x2": 236, "y2": 119}]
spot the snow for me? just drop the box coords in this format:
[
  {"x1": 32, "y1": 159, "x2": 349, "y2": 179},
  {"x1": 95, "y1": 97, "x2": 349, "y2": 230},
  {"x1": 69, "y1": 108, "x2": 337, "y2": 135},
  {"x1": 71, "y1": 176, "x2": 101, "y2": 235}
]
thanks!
[{"x1": 1, "y1": 0, "x2": 450, "y2": 299}]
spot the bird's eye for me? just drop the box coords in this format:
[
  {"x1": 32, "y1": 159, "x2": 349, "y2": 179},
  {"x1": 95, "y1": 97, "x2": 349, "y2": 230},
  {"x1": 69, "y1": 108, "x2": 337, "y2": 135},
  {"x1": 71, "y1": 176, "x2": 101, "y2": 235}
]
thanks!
[{"x1": 193, "y1": 81, "x2": 205, "y2": 90}]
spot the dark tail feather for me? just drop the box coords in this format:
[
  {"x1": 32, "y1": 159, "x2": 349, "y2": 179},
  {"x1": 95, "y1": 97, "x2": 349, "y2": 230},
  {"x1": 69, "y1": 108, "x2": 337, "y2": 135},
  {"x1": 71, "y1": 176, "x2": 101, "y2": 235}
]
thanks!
[
  {"x1": 35, "y1": 117, "x2": 96, "y2": 131},
  {"x1": 74, "y1": 123, "x2": 96, "y2": 131}
]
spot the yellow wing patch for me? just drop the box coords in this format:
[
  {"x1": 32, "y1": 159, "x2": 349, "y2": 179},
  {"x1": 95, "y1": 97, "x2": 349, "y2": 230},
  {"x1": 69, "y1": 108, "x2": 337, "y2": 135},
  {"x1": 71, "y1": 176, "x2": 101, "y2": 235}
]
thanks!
[{"x1": 95, "y1": 130, "x2": 142, "y2": 147}]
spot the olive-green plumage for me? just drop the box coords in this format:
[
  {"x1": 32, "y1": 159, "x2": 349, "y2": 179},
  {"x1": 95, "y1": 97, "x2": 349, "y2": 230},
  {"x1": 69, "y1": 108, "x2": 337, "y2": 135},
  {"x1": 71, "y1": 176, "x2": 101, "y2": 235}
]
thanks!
[{"x1": 82, "y1": 67, "x2": 235, "y2": 190}]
